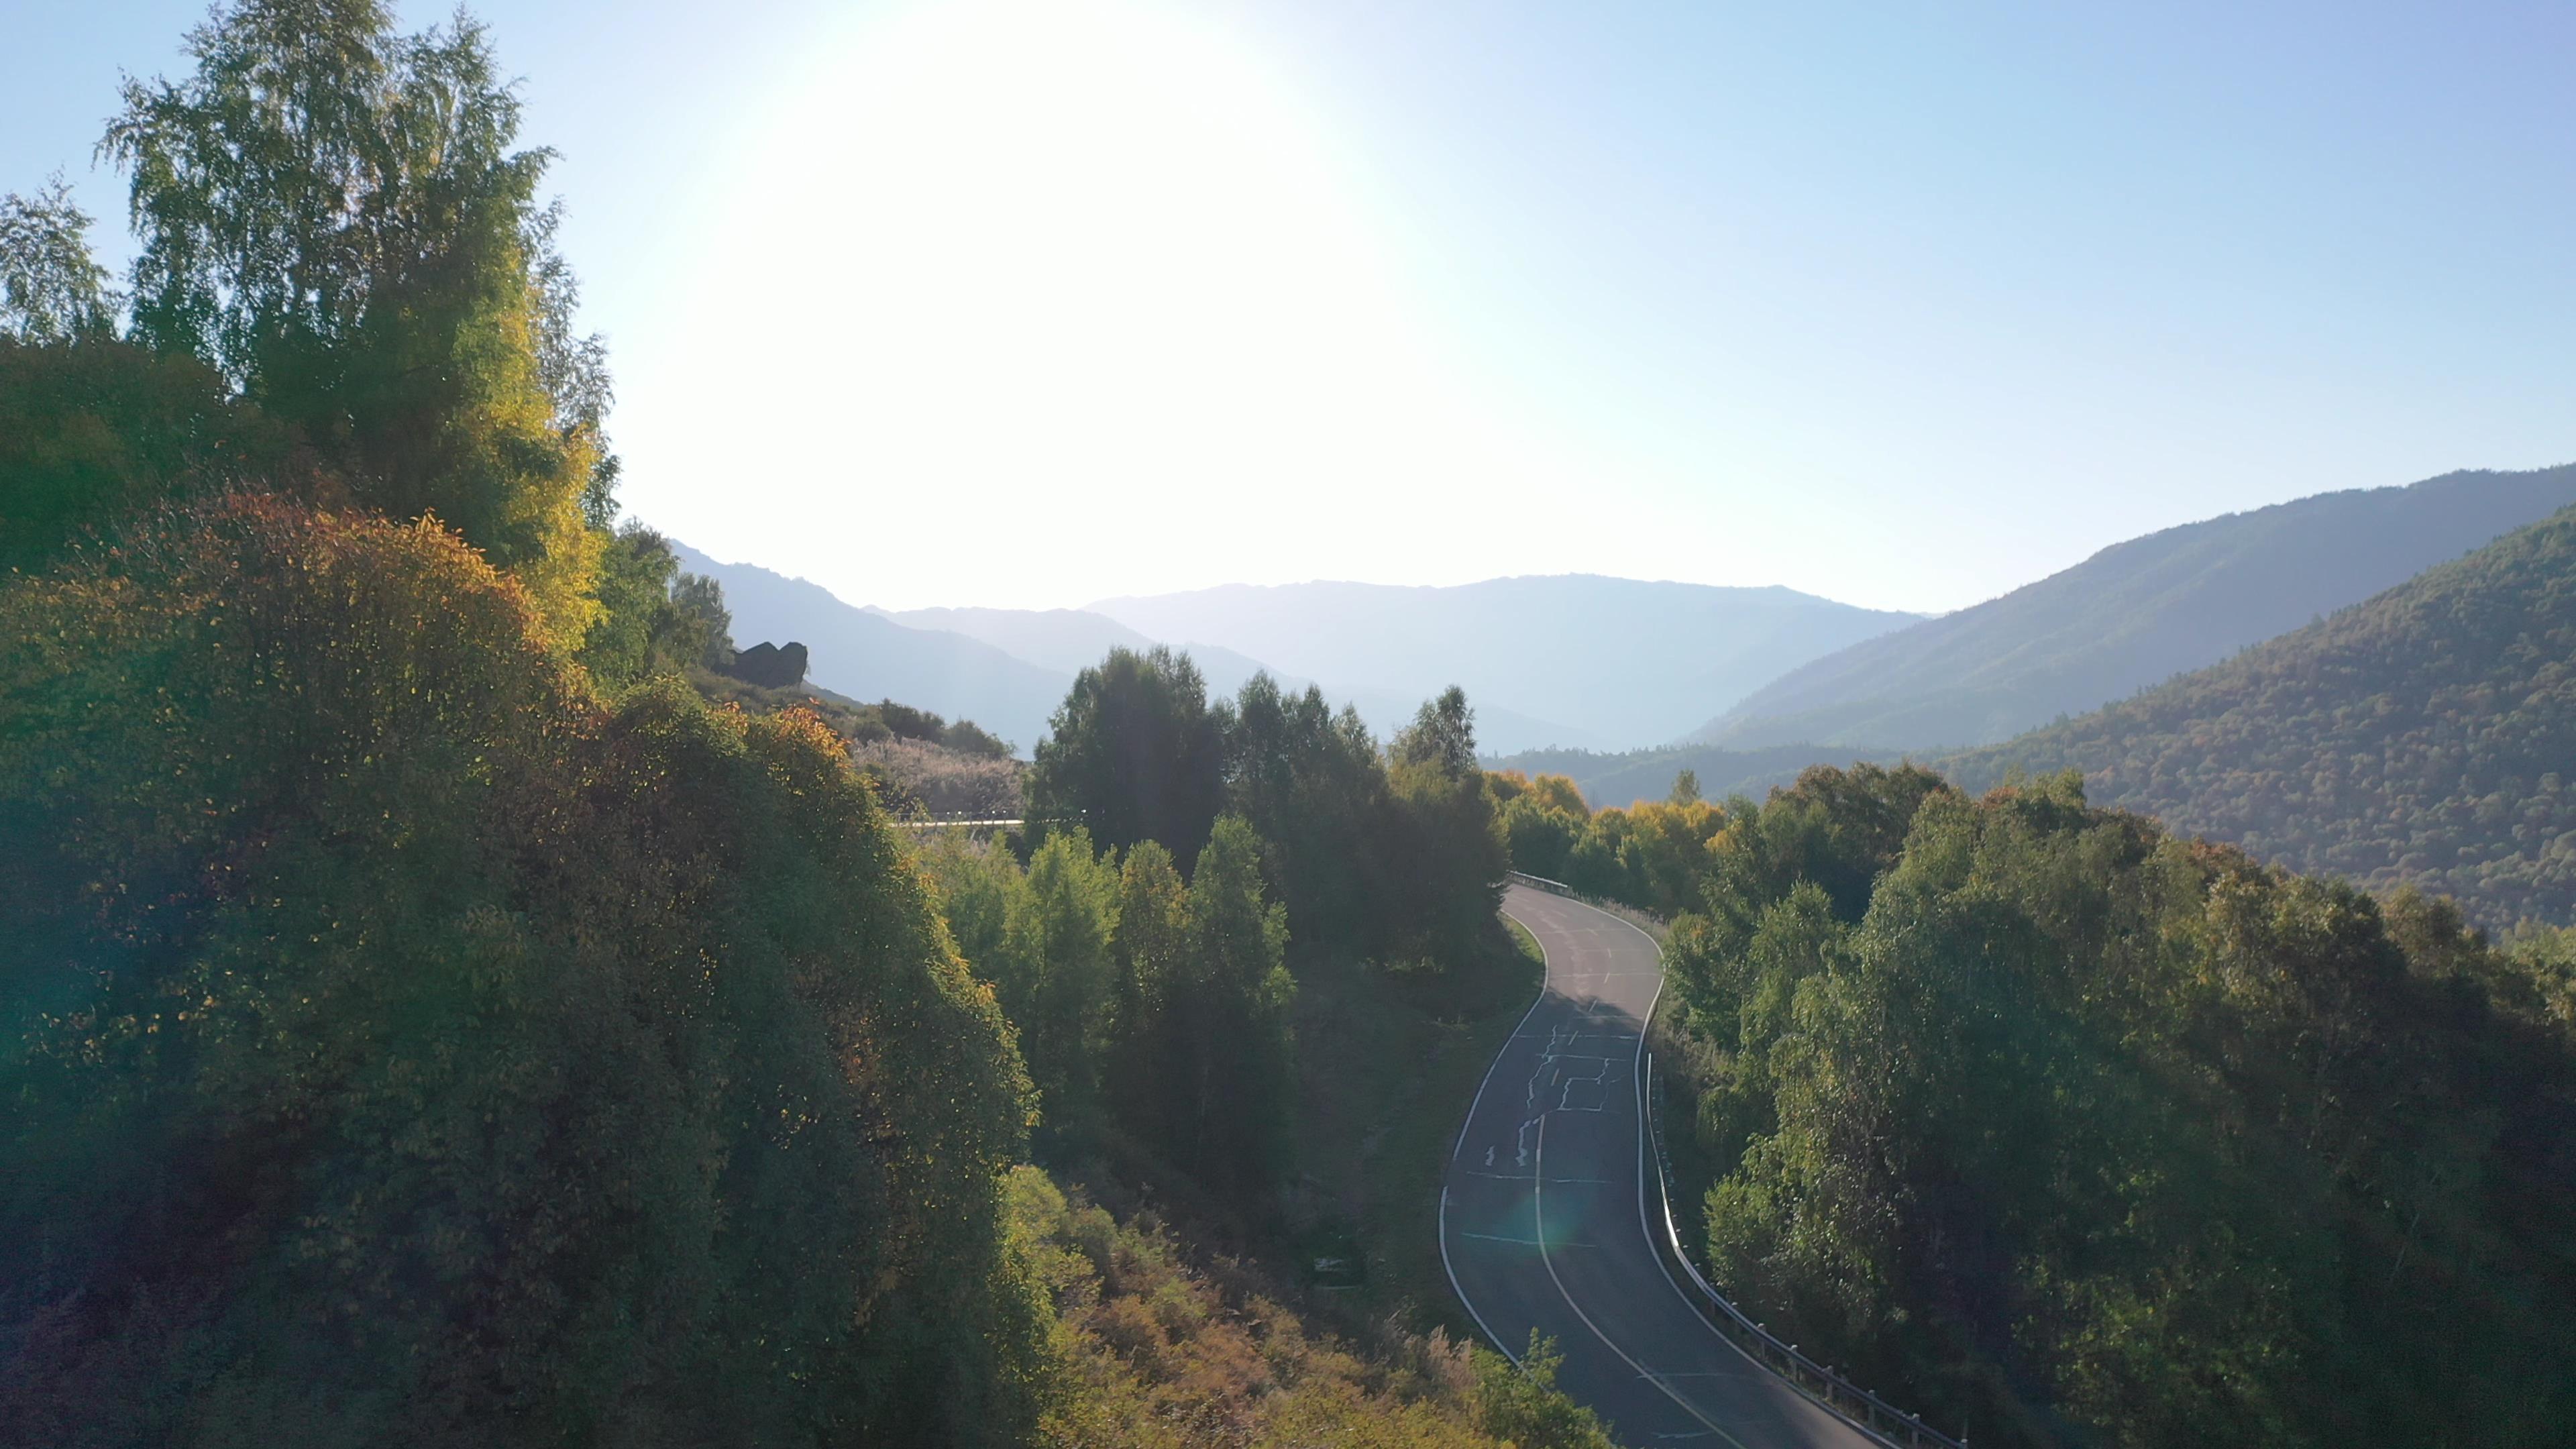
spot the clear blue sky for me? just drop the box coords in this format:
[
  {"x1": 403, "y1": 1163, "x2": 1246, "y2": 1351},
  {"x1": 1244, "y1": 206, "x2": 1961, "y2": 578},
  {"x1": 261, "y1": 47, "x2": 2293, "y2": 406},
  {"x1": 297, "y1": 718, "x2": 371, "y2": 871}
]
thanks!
[{"x1": 9, "y1": 1, "x2": 2571, "y2": 613}]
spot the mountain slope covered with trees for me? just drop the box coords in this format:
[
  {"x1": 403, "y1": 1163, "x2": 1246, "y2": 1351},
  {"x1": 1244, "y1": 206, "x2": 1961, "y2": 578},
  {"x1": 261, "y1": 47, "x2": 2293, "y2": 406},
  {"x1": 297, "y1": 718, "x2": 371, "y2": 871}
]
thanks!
[
  {"x1": 1950, "y1": 503, "x2": 2576, "y2": 930},
  {"x1": 1699, "y1": 464, "x2": 2576, "y2": 751}
]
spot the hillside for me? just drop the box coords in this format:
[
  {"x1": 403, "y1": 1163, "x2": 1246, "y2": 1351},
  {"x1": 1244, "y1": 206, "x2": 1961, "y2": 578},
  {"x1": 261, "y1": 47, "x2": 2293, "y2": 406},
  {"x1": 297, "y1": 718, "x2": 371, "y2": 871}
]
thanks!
[
  {"x1": 1951, "y1": 503, "x2": 2576, "y2": 930},
  {"x1": 1487, "y1": 741, "x2": 1907, "y2": 811},
  {"x1": 1091, "y1": 575, "x2": 1919, "y2": 751},
  {"x1": 1698, "y1": 464, "x2": 2576, "y2": 751},
  {"x1": 674, "y1": 543, "x2": 1072, "y2": 752}
]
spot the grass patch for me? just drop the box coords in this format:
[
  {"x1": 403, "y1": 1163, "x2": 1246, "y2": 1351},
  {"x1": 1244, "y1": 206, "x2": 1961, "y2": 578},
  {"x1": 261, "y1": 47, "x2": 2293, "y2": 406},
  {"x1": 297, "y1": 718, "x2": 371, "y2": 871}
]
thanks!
[{"x1": 1287, "y1": 916, "x2": 1545, "y2": 1340}]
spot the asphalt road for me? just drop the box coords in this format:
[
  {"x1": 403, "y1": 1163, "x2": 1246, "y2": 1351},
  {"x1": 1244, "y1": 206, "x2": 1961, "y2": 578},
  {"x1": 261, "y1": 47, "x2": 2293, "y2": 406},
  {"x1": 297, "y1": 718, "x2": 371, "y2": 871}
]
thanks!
[{"x1": 1442, "y1": 884, "x2": 1876, "y2": 1449}]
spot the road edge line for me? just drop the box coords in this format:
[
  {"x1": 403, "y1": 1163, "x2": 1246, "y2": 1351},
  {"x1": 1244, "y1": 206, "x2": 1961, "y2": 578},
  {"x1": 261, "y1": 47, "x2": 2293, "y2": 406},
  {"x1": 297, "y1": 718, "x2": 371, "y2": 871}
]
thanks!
[{"x1": 1438, "y1": 891, "x2": 1558, "y2": 1366}]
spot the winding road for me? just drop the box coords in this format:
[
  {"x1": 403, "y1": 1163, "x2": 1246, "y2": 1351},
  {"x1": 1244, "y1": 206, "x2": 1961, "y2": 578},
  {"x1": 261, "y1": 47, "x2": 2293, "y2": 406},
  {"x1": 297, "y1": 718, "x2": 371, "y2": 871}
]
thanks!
[{"x1": 1441, "y1": 884, "x2": 1876, "y2": 1448}]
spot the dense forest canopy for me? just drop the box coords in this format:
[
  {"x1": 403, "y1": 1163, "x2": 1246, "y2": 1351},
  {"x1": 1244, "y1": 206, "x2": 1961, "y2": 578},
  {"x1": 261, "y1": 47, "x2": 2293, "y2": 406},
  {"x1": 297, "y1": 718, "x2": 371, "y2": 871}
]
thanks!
[
  {"x1": 1951, "y1": 502, "x2": 2576, "y2": 931},
  {"x1": 1643, "y1": 765, "x2": 2576, "y2": 1448}
]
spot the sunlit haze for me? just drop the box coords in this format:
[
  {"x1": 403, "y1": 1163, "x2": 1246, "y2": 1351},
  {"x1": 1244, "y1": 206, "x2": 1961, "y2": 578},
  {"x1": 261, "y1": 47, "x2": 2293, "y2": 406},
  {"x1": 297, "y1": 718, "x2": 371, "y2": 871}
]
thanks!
[
  {"x1": 623, "y1": 0, "x2": 1574, "y2": 609},
  {"x1": 9, "y1": 0, "x2": 2573, "y2": 612}
]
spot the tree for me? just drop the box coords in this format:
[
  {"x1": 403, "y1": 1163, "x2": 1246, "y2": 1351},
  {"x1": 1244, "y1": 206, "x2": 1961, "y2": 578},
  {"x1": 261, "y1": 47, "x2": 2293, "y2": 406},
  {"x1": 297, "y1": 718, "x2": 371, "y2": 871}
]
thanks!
[
  {"x1": 0, "y1": 335, "x2": 294, "y2": 572},
  {"x1": 1006, "y1": 828, "x2": 1120, "y2": 1119},
  {"x1": 0, "y1": 178, "x2": 117, "y2": 342},
  {"x1": 1028, "y1": 645, "x2": 1227, "y2": 869},
  {"x1": 103, "y1": 0, "x2": 604, "y2": 643},
  {"x1": 1474, "y1": 1333, "x2": 1617, "y2": 1449},
  {"x1": 1224, "y1": 672, "x2": 1389, "y2": 953},
  {"x1": 1105, "y1": 839, "x2": 1190, "y2": 1148},
  {"x1": 1664, "y1": 765, "x2": 2576, "y2": 1449},
  {"x1": 1174, "y1": 815, "x2": 1297, "y2": 1203},
  {"x1": 1385, "y1": 686, "x2": 1508, "y2": 970},
  {"x1": 577, "y1": 523, "x2": 735, "y2": 689},
  {"x1": 672, "y1": 570, "x2": 734, "y2": 667}
]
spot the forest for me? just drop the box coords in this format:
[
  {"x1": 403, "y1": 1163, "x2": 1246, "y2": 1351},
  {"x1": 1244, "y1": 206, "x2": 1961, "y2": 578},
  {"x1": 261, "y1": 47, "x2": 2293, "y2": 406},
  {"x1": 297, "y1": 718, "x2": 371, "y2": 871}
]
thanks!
[
  {"x1": 1949, "y1": 502, "x2": 2576, "y2": 934},
  {"x1": 0, "y1": 3, "x2": 1603, "y2": 1444},
  {"x1": 1532, "y1": 763, "x2": 2575, "y2": 1448}
]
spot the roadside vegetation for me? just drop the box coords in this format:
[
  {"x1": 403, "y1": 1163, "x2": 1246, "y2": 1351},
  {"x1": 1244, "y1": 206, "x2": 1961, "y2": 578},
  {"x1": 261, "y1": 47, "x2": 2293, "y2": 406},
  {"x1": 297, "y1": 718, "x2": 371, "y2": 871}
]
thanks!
[{"x1": 1602, "y1": 763, "x2": 2576, "y2": 1448}]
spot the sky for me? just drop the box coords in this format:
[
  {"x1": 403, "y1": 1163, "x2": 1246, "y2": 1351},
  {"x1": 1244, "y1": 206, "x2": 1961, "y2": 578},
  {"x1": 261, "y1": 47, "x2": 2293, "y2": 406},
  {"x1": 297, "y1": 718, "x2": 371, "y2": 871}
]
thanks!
[{"x1": 8, "y1": 0, "x2": 2572, "y2": 614}]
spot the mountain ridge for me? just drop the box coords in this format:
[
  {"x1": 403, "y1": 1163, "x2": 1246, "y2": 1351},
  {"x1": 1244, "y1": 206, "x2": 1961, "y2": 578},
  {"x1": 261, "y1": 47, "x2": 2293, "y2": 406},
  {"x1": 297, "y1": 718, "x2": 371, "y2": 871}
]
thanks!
[
  {"x1": 1949, "y1": 500, "x2": 2576, "y2": 929},
  {"x1": 1089, "y1": 572, "x2": 1923, "y2": 749},
  {"x1": 1697, "y1": 464, "x2": 2576, "y2": 751}
]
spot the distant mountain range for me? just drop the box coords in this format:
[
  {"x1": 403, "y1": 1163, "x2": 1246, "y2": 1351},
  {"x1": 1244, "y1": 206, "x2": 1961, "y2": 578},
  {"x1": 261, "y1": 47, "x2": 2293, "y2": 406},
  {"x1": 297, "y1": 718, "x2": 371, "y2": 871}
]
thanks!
[
  {"x1": 871, "y1": 602, "x2": 1593, "y2": 754},
  {"x1": 672, "y1": 543, "x2": 1073, "y2": 753},
  {"x1": 1949, "y1": 502, "x2": 2576, "y2": 929},
  {"x1": 668, "y1": 556, "x2": 1921, "y2": 757},
  {"x1": 1695, "y1": 464, "x2": 2576, "y2": 751},
  {"x1": 678, "y1": 462, "x2": 2576, "y2": 811},
  {"x1": 1088, "y1": 576, "x2": 1921, "y2": 751}
]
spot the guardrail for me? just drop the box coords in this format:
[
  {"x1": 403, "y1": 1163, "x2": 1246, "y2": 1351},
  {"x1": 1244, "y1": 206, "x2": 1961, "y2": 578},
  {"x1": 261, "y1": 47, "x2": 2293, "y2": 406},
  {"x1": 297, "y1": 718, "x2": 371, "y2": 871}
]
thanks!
[
  {"x1": 1504, "y1": 870, "x2": 1969, "y2": 1449},
  {"x1": 1640, "y1": 1049, "x2": 1967, "y2": 1449}
]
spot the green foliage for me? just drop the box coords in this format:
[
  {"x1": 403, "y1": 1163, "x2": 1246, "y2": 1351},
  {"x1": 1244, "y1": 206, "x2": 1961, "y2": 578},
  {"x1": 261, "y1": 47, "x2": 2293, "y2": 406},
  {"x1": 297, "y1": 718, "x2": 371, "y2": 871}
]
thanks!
[
  {"x1": 921, "y1": 816, "x2": 1298, "y2": 1212},
  {"x1": 1008, "y1": 828, "x2": 1121, "y2": 1120},
  {"x1": 875, "y1": 696, "x2": 1015, "y2": 758},
  {"x1": 103, "y1": 0, "x2": 606, "y2": 644},
  {"x1": 1383, "y1": 688, "x2": 1509, "y2": 967},
  {"x1": 1030, "y1": 645, "x2": 1228, "y2": 867},
  {"x1": 1105, "y1": 841, "x2": 1190, "y2": 1151},
  {"x1": 0, "y1": 498, "x2": 1050, "y2": 1445},
  {"x1": 1952, "y1": 502, "x2": 2576, "y2": 930},
  {"x1": 1472, "y1": 1334, "x2": 1617, "y2": 1449},
  {"x1": 0, "y1": 335, "x2": 297, "y2": 572},
  {"x1": 576, "y1": 522, "x2": 732, "y2": 689},
  {"x1": 0, "y1": 176, "x2": 118, "y2": 342},
  {"x1": 1224, "y1": 672, "x2": 1391, "y2": 954},
  {"x1": 1030, "y1": 656, "x2": 1517, "y2": 996},
  {"x1": 1176, "y1": 816, "x2": 1298, "y2": 1199},
  {"x1": 1662, "y1": 764, "x2": 2576, "y2": 1448}
]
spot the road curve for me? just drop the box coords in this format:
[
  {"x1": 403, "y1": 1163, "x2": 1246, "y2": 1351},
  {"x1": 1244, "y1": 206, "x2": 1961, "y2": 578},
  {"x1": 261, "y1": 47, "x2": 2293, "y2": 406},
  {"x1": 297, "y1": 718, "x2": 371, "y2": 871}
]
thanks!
[{"x1": 1442, "y1": 884, "x2": 1875, "y2": 1448}]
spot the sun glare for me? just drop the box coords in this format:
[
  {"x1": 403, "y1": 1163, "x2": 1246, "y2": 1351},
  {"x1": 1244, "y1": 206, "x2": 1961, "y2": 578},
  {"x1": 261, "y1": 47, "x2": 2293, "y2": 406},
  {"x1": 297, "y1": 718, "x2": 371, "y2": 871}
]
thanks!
[{"x1": 628, "y1": 0, "x2": 1556, "y2": 606}]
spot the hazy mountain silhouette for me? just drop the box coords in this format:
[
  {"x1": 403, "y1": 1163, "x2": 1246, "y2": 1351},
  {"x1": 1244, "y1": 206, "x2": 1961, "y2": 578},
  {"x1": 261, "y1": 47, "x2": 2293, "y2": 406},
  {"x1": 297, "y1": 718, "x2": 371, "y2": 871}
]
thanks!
[
  {"x1": 1089, "y1": 575, "x2": 1919, "y2": 751},
  {"x1": 674, "y1": 555, "x2": 1601, "y2": 755},
  {"x1": 873, "y1": 603, "x2": 1599, "y2": 754},
  {"x1": 1949, "y1": 502, "x2": 2576, "y2": 929},
  {"x1": 871, "y1": 606, "x2": 1271, "y2": 697},
  {"x1": 1697, "y1": 464, "x2": 2576, "y2": 751},
  {"x1": 672, "y1": 544, "x2": 1073, "y2": 753}
]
